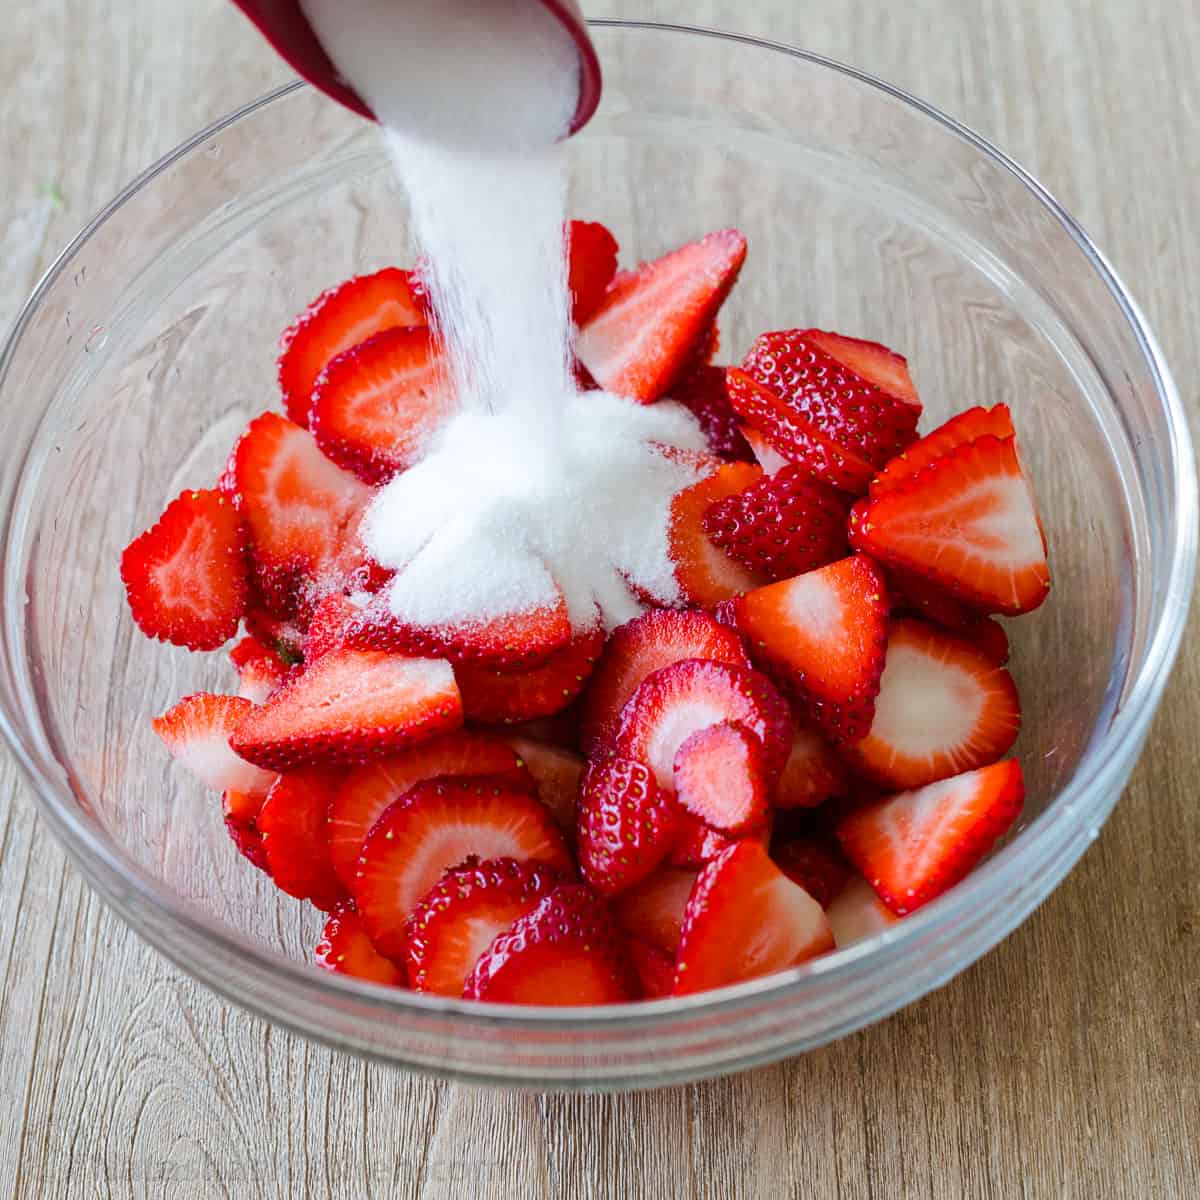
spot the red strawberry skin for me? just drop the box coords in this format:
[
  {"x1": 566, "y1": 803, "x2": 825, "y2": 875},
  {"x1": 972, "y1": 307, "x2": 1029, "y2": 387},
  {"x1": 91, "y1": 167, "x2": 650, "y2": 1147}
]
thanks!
[
  {"x1": 672, "y1": 364, "x2": 754, "y2": 461},
  {"x1": 463, "y1": 883, "x2": 637, "y2": 1005},
  {"x1": 772, "y1": 837, "x2": 851, "y2": 908},
  {"x1": 577, "y1": 755, "x2": 681, "y2": 896},
  {"x1": 566, "y1": 220, "x2": 619, "y2": 325},
  {"x1": 152, "y1": 693, "x2": 278, "y2": 797},
  {"x1": 672, "y1": 721, "x2": 769, "y2": 835},
  {"x1": 668, "y1": 811, "x2": 771, "y2": 868},
  {"x1": 612, "y1": 865, "x2": 698, "y2": 955},
  {"x1": 257, "y1": 767, "x2": 347, "y2": 911},
  {"x1": 121, "y1": 488, "x2": 248, "y2": 651},
  {"x1": 315, "y1": 901, "x2": 406, "y2": 986},
  {"x1": 278, "y1": 267, "x2": 426, "y2": 425},
  {"x1": 884, "y1": 566, "x2": 1010, "y2": 666},
  {"x1": 804, "y1": 329, "x2": 920, "y2": 409}
]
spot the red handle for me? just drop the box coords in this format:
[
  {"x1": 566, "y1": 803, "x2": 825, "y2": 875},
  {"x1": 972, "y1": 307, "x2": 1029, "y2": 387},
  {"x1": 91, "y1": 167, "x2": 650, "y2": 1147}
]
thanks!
[{"x1": 229, "y1": 0, "x2": 602, "y2": 135}]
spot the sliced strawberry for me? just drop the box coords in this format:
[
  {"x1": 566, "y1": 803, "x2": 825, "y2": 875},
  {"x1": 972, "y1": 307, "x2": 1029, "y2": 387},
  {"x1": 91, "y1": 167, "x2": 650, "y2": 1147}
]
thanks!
[
  {"x1": 579, "y1": 608, "x2": 751, "y2": 753},
  {"x1": 232, "y1": 413, "x2": 372, "y2": 617},
  {"x1": 673, "y1": 722, "x2": 768, "y2": 835},
  {"x1": 302, "y1": 591, "x2": 359, "y2": 662},
  {"x1": 885, "y1": 567, "x2": 1011, "y2": 666},
  {"x1": 853, "y1": 434, "x2": 1050, "y2": 615},
  {"x1": 612, "y1": 865, "x2": 698, "y2": 954},
  {"x1": 836, "y1": 759, "x2": 1025, "y2": 914},
  {"x1": 566, "y1": 219, "x2": 619, "y2": 325},
  {"x1": 826, "y1": 875, "x2": 901, "y2": 948},
  {"x1": 669, "y1": 461, "x2": 767, "y2": 606},
  {"x1": 613, "y1": 658, "x2": 792, "y2": 791},
  {"x1": 870, "y1": 404, "x2": 1013, "y2": 497},
  {"x1": 463, "y1": 883, "x2": 636, "y2": 1004},
  {"x1": 804, "y1": 330, "x2": 921, "y2": 410},
  {"x1": 229, "y1": 635, "x2": 291, "y2": 705},
  {"x1": 278, "y1": 267, "x2": 426, "y2": 425},
  {"x1": 725, "y1": 368, "x2": 876, "y2": 495},
  {"x1": 152, "y1": 693, "x2": 277, "y2": 796},
  {"x1": 577, "y1": 754, "x2": 681, "y2": 896},
  {"x1": 223, "y1": 810, "x2": 270, "y2": 873},
  {"x1": 502, "y1": 735, "x2": 584, "y2": 836},
  {"x1": 702, "y1": 464, "x2": 850, "y2": 580},
  {"x1": 772, "y1": 836, "x2": 850, "y2": 908},
  {"x1": 121, "y1": 488, "x2": 248, "y2": 651},
  {"x1": 353, "y1": 776, "x2": 571, "y2": 961},
  {"x1": 577, "y1": 230, "x2": 747, "y2": 403},
  {"x1": 673, "y1": 841, "x2": 834, "y2": 995},
  {"x1": 775, "y1": 724, "x2": 847, "y2": 809},
  {"x1": 328, "y1": 730, "x2": 531, "y2": 887},
  {"x1": 741, "y1": 330, "x2": 919, "y2": 468},
  {"x1": 243, "y1": 607, "x2": 307, "y2": 662},
  {"x1": 668, "y1": 811, "x2": 771, "y2": 867},
  {"x1": 257, "y1": 768, "x2": 346, "y2": 910},
  {"x1": 222, "y1": 785, "x2": 266, "y2": 827},
  {"x1": 741, "y1": 424, "x2": 790, "y2": 475},
  {"x1": 315, "y1": 900, "x2": 406, "y2": 986},
  {"x1": 721, "y1": 555, "x2": 889, "y2": 743},
  {"x1": 404, "y1": 856, "x2": 563, "y2": 995},
  {"x1": 309, "y1": 326, "x2": 455, "y2": 484},
  {"x1": 671, "y1": 364, "x2": 754, "y2": 462},
  {"x1": 627, "y1": 939, "x2": 675, "y2": 1000},
  {"x1": 844, "y1": 617, "x2": 1021, "y2": 789},
  {"x1": 230, "y1": 648, "x2": 462, "y2": 771},
  {"x1": 456, "y1": 626, "x2": 603, "y2": 723}
]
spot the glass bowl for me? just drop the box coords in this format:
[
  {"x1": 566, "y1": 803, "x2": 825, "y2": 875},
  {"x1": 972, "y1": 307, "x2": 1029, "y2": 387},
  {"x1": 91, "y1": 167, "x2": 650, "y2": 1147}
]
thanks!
[{"x1": 0, "y1": 21, "x2": 1193, "y2": 1089}]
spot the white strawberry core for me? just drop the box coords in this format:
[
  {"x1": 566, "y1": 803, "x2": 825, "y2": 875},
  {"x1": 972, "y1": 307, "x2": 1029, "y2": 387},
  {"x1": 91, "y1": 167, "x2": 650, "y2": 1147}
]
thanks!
[
  {"x1": 883, "y1": 774, "x2": 980, "y2": 888},
  {"x1": 176, "y1": 732, "x2": 276, "y2": 796},
  {"x1": 970, "y1": 474, "x2": 1046, "y2": 568},
  {"x1": 782, "y1": 574, "x2": 844, "y2": 642}
]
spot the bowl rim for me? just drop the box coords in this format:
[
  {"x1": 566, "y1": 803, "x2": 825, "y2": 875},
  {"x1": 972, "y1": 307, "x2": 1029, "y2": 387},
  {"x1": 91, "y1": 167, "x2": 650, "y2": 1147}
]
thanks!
[{"x1": 1, "y1": 19, "x2": 1195, "y2": 1049}]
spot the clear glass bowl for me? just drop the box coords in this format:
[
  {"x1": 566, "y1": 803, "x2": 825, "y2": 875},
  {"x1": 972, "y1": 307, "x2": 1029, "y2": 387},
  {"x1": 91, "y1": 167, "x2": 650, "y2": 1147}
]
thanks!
[{"x1": 0, "y1": 21, "x2": 1194, "y2": 1089}]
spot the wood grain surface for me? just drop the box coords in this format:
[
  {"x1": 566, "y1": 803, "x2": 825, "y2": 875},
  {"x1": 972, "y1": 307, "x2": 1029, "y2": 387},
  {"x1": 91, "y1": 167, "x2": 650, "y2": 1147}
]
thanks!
[{"x1": 2, "y1": 0, "x2": 1198, "y2": 1196}]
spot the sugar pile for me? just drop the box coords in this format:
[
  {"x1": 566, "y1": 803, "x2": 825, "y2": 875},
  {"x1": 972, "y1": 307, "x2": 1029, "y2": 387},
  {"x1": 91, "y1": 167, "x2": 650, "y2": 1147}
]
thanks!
[{"x1": 302, "y1": 0, "x2": 708, "y2": 630}]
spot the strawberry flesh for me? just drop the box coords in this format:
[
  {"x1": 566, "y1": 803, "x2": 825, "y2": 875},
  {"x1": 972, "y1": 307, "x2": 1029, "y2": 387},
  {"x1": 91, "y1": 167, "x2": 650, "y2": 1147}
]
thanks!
[
  {"x1": 668, "y1": 811, "x2": 771, "y2": 868},
  {"x1": 825, "y1": 875, "x2": 901, "y2": 948},
  {"x1": 566, "y1": 219, "x2": 619, "y2": 325},
  {"x1": 627, "y1": 938, "x2": 676, "y2": 1000},
  {"x1": 257, "y1": 767, "x2": 347, "y2": 910},
  {"x1": 672, "y1": 721, "x2": 769, "y2": 835},
  {"x1": 152, "y1": 693, "x2": 277, "y2": 796},
  {"x1": 612, "y1": 865, "x2": 698, "y2": 955},
  {"x1": 315, "y1": 900, "x2": 406, "y2": 986},
  {"x1": 774, "y1": 724, "x2": 848, "y2": 809}
]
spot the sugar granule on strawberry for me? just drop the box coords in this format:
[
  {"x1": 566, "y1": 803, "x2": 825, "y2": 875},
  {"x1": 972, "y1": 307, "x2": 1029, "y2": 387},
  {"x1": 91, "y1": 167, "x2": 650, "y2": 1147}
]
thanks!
[
  {"x1": 315, "y1": 901, "x2": 406, "y2": 987},
  {"x1": 302, "y1": 592, "x2": 360, "y2": 662},
  {"x1": 152, "y1": 693, "x2": 277, "y2": 797},
  {"x1": 257, "y1": 767, "x2": 347, "y2": 911},
  {"x1": 672, "y1": 721, "x2": 769, "y2": 836}
]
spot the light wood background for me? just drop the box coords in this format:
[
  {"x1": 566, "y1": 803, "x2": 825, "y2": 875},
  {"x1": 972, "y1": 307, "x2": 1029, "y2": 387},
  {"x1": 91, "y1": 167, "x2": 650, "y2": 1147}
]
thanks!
[{"x1": 2, "y1": 1, "x2": 1198, "y2": 1196}]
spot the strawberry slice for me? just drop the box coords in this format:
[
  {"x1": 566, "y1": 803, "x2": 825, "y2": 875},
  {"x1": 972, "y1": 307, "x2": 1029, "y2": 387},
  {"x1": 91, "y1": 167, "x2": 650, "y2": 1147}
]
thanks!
[
  {"x1": 612, "y1": 866, "x2": 697, "y2": 954},
  {"x1": 579, "y1": 608, "x2": 752, "y2": 753},
  {"x1": 725, "y1": 368, "x2": 876, "y2": 495},
  {"x1": 577, "y1": 754, "x2": 681, "y2": 896},
  {"x1": 309, "y1": 326, "x2": 455, "y2": 484},
  {"x1": 853, "y1": 434, "x2": 1050, "y2": 615},
  {"x1": 721, "y1": 555, "x2": 889, "y2": 743},
  {"x1": 825, "y1": 875, "x2": 901, "y2": 948},
  {"x1": 772, "y1": 836, "x2": 851, "y2": 908},
  {"x1": 328, "y1": 731, "x2": 530, "y2": 887},
  {"x1": 353, "y1": 776, "x2": 571, "y2": 961},
  {"x1": 566, "y1": 219, "x2": 619, "y2": 325},
  {"x1": 121, "y1": 488, "x2": 249, "y2": 651},
  {"x1": 455, "y1": 626, "x2": 603, "y2": 724},
  {"x1": 669, "y1": 461, "x2": 767, "y2": 606},
  {"x1": 612, "y1": 658, "x2": 792, "y2": 791},
  {"x1": 230, "y1": 648, "x2": 462, "y2": 771},
  {"x1": 577, "y1": 230, "x2": 747, "y2": 403},
  {"x1": 278, "y1": 267, "x2": 426, "y2": 425},
  {"x1": 741, "y1": 330, "x2": 920, "y2": 468},
  {"x1": 223, "y1": 807, "x2": 271, "y2": 873},
  {"x1": 463, "y1": 883, "x2": 636, "y2": 1004},
  {"x1": 870, "y1": 404, "x2": 1013, "y2": 497},
  {"x1": 775, "y1": 724, "x2": 848, "y2": 809},
  {"x1": 302, "y1": 592, "x2": 359, "y2": 662},
  {"x1": 673, "y1": 841, "x2": 834, "y2": 995},
  {"x1": 836, "y1": 759, "x2": 1025, "y2": 914},
  {"x1": 742, "y1": 424, "x2": 790, "y2": 475},
  {"x1": 257, "y1": 768, "x2": 347, "y2": 910},
  {"x1": 404, "y1": 856, "x2": 564, "y2": 995},
  {"x1": 844, "y1": 617, "x2": 1021, "y2": 789},
  {"x1": 671, "y1": 364, "x2": 754, "y2": 462},
  {"x1": 152, "y1": 693, "x2": 277, "y2": 796},
  {"x1": 803, "y1": 329, "x2": 921, "y2": 410},
  {"x1": 627, "y1": 939, "x2": 675, "y2": 999},
  {"x1": 232, "y1": 412, "x2": 372, "y2": 617},
  {"x1": 702, "y1": 464, "x2": 850, "y2": 580},
  {"x1": 229, "y1": 635, "x2": 291, "y2": 705},
  {"x1": 668, "y1": 811, "x2": 771, "y2": 867},
  {"x1": 672, "y1": 722, "x2": 769, "y2": 835},
  {"x1": 315, "y1": 901, "x2": 406, "y2": 986},
  {"x1": 502, "y1": 735, "x2": 584, "y2": 837}
]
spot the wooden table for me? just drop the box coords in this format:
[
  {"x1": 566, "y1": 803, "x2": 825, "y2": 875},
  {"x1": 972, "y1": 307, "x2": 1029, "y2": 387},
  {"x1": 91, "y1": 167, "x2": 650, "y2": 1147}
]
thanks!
[{"x1": 2, "y1": 1, "x2": 1198, "y2": 1195}]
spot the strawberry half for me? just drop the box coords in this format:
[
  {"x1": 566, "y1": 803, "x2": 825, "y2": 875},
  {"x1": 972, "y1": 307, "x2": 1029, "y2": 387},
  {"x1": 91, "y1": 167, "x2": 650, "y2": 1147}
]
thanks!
[
  {"x1": 503, "y1": 735, "x2": 584, "y2": 837},
  {"x1": 673, "y1": 722, "x2": 769, "y2": 835},
  {"x1": 627, "y1": 938, "x2": 675, "y2": 1000},
  {"x1": 315, "y1": 901, "x2": 406, "y2": 986},
  {"x1": 775, "y1": 724, "x2": 848, "y2": 809},
  {"x1": 671, "y1": 363, "x2": 754, "y2": 462},
  {"x1": 577, "y1": 230, "x2": 747, "y2": 403},
  {"x1": 577, "y1": 754, "x2": 681, "y2": 896},
  {"x1": 673, "y1": 841, "x2": 834, "y2": 995},
  {"x1": 404, "y1": 856, "x2": 564, "y2": 995},
  {"x1": 257, "y1": 768, "x2": 346, "y2": 910},
  {"x1": 853, "y1": 434, "x2": 1050, "y2": 615},
  {"x1": 825, "y1": 875, "x2": 900, "y2": 949},
  {"x1": 669, "y1": 461, "x2": 767, "y2": 606},
  {"x1": 702, "y1": 464, "x2": 850, "y2": 580},
  {"x1": 579, "y1": 608, "x2": 752, "y2": 753},
  {"x1": 121, "y1": 488, "x2": 248, "y2": 651},
  {"x1": 566, "y1": 219, "x2": 619, "y2": 325},
  {"x1": 353, "y1": 776, "x2": 572, "y2": 961},
  {"x1": 463, "y1": 883, "x2": 636, "y2": 1005},
  {"x1": 725, "y1": 368, "x2": 876, "y2": 495},
  {"x1": 152, "y1": 693, "x2": 277, "y2": 796},
  {"x1": 836, "y1": 759, "x2": 1025, "y2": 914},
  {"x1": 278, "y1": 267, "x2": 426, "y2": 425},
  {"x1": 721, "y1": 555, "x2": 889, "y2": 743},
  {"x1": 612, "y1": 658, "x2": 792, "y2": 791},
  {"x1": 772, "y1": 836, "x2": 851, "y2": 908},
  {"x1": 844, "y1": 617, "x2": 1021, "y2": 789},
  {"x1": 230, "y1": 648, "x2": 462, "y2": 771},
  {"x1": 310, "y1": 326, "x2": 455, "y2": 484},
  {"x1": 229, "y1": 635, "x2": 291, "y2": 705},
  {"x1": 612, "y1": 865, "x2": 698, "y2": 955}
]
